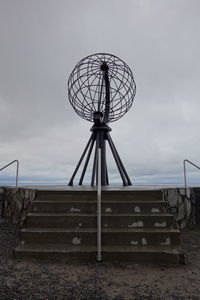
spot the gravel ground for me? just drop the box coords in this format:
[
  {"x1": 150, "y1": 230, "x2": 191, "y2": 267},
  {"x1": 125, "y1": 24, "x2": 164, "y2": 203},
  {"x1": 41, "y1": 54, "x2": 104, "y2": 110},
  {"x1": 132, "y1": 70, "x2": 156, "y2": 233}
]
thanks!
[{"x1": 0, "y1": 220, "x2": 200, "y2": 300}]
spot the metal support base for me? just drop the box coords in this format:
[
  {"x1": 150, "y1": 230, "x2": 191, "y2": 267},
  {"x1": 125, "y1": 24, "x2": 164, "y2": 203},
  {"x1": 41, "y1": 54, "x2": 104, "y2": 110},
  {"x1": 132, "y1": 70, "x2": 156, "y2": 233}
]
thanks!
[{"x1": 68, "y1": 124, "x2": 132, "y2": 186}]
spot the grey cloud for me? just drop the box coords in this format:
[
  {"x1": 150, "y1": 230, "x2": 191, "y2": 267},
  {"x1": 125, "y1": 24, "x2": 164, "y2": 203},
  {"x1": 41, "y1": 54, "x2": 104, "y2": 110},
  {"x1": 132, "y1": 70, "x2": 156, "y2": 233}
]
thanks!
[{"x1": 0, "y1": 0, "x2": 200, "y2": 185}]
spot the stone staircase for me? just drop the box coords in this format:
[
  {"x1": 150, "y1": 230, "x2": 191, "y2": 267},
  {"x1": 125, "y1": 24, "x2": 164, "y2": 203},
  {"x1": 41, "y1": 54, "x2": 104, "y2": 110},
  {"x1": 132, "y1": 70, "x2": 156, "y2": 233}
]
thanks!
[{"x1": 15, "y1": 189, "x2": 185, "y2": 263}]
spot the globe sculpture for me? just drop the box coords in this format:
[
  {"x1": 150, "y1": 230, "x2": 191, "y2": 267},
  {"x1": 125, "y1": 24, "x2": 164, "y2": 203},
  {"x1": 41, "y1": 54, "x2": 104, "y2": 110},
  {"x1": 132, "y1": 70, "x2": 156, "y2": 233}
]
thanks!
[{"x1": 68, "y1": 53, "x2": 136, "y2": 186}]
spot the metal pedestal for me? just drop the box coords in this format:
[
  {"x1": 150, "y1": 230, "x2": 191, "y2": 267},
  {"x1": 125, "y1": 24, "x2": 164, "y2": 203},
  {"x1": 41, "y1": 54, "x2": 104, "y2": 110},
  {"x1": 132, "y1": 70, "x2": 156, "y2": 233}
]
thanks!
[{"x1": 68, "y1": 124, "x2": 132, "y2": 186}]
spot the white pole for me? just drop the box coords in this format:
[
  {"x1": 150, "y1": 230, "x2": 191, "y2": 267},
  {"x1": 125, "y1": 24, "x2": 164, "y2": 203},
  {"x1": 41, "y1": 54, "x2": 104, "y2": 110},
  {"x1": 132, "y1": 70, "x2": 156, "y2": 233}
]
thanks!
[{"x1": 97, "y1": 148, "x2": 102, "y2": 261}]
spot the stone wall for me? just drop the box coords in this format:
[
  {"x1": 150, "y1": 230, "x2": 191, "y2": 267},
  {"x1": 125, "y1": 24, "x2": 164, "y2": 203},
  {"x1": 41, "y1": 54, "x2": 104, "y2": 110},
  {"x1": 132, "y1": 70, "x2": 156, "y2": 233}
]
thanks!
[
  {"x1": 164, "y1": 188, "x2": 196, "y2": 229},
  {"x1": 2, "y1": 188, "x2": 36, "y2": 224},
  {"x1": 0, "y1": 188, "x2": 4, "y2": 220}
]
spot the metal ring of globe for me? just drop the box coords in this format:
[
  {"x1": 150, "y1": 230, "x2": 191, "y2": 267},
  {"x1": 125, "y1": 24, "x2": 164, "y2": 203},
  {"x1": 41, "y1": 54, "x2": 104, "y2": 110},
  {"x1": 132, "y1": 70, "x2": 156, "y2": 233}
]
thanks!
[{"x1": 68, "y1": 53, "x2": 136, "y2": 124}]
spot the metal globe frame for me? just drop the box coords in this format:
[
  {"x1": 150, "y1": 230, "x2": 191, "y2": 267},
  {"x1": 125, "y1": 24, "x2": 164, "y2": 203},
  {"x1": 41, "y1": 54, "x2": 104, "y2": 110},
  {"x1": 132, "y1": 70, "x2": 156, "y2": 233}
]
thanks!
[{"x1": 68, "y1": 53, "x2": 136, "y2": 186}]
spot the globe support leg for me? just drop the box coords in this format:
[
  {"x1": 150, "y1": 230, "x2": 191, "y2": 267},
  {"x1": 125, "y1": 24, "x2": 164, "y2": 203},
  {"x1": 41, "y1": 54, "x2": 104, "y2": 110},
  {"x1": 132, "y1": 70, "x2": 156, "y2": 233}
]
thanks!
[
  {"x1": 91, "y1": 133, "x2": 99, "y2": 186},
  {"x1": 79, "y1": 138, "x2": 95, "y2": 185},
  {"x1": 68, "y1": 125, "x2": 132, "y2": 186},
  {"x1": 68, "y1": 133, "x2": 94, "y2": 186},
  {"x1": 106, "y1": 165, "x2": 109, "y2": 185},
  {"x1": 107, "y1": 133, "x2": 132, "y2": 186},
  {"x1": 91, "y1": 130, "x2": 108, "y2": 186},
  {"x1": 100, "y1": 130, "x2": 107, "y2": 186}
]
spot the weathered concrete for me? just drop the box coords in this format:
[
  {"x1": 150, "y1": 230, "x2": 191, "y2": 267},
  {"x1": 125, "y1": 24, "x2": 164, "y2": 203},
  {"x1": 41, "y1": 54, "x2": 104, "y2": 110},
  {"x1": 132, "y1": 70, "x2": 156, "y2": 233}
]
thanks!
[
  {"x1": 15, "y1": 188, "x2": 185, "y2": 263},
  {"x1": 15, "y1": 244, "x2": 184, "y2": 264},
  {"x1": 26, "y1": 212, "x2": 175, "y2": 228},
  {"x1": 33, "y1": 200, "x2": 167, "y2": 213},
  {"x1": 20, "y1": 227, "x2": 180, "y2": 246},
  {"x1": 36, "y1": 189, "x2": 163, "y2": 202}
]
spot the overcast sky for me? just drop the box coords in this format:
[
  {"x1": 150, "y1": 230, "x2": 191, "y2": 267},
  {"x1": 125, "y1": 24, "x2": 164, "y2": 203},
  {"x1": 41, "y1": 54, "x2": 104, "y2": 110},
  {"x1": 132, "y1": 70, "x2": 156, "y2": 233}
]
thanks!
[{"x1": 0, "y1": 0, "x2": 200, "y2": 186}]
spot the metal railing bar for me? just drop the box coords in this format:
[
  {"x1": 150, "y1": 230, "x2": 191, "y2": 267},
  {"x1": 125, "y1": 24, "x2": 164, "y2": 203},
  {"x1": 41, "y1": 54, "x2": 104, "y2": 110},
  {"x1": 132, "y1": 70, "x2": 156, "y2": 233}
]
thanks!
[
  {"x1": 183, "y1": 159, "x2": 200, "y2": 187},
  {"x1": 0, "y1": 160, "x2": 19, "y2": 187},
  {"x1": 97, "y1": 148, "x2": 102, "y2": 261}
]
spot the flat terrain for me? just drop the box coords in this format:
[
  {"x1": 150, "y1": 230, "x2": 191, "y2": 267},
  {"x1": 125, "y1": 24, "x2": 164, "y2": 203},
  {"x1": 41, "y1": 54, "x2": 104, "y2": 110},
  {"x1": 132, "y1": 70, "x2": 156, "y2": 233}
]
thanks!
[{"x1": 0, "y1": 220, "x2": 200, "y2": 300}]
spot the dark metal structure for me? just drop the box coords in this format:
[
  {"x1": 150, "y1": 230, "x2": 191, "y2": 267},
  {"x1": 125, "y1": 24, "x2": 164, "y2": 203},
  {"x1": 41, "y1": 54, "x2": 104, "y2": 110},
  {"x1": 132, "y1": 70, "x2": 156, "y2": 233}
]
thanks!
[{"x1": 68, "y1": 53, "x2": 136, "y2": 186}]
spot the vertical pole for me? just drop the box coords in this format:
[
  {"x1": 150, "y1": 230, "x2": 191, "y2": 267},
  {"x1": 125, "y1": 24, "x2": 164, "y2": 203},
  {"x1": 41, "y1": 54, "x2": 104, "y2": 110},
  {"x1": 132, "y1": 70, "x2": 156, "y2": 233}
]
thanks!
[
  {"x1": 97, "y1": 148, "x2": 102, "y2": 261},
  {"x1": 16, "y1": 160, "x2": 19, "y2": 187},
  {"x1": 183, "y1": 160, "x2": 187, "y2": 187},
  {"x1": 100, "y1": 131, "x2": 107, "y2": 185}
]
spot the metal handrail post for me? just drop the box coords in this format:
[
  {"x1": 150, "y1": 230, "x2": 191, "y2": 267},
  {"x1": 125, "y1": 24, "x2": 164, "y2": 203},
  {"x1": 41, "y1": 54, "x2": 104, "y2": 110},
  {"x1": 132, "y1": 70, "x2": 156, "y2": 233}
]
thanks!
[
  {"x1": 0, "y1": 160, "x2": 19, "y2": 187},
  {"x1": 16, "y1": 160, "x2": 19, "y2": 187},
  {"x1": 183, "y1": 159, "x2": 200, "y2": 187},
  {"x1": 183, "y1": 160, "x2": 187, "y2": 187},
  {"x1": 97, "y1": 148, "x2": 102, "y2": 261}
]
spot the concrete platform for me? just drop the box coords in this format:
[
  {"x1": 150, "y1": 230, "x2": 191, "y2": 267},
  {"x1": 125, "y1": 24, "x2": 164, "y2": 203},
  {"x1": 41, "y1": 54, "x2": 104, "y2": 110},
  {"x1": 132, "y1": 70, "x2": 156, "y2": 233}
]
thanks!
[
  {"x1": 13, "y1": 188, "x2": 186, "y2": 263},
  {"x1": 14, "y1": 184, "x2": 187, "y2": 191}
]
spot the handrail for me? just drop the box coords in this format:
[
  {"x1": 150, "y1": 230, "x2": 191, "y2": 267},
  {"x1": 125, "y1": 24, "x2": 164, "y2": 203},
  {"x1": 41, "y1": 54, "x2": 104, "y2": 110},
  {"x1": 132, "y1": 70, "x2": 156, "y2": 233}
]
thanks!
[
  {"x1": 183, "y1": 159, "x2": 200, "y2": 187},
  {"x1": 97, "y1": 148, "x2": 102, "y2": 261},
  {"x1": 0, "y1": 160, "x2": 19, "y2": 186}
]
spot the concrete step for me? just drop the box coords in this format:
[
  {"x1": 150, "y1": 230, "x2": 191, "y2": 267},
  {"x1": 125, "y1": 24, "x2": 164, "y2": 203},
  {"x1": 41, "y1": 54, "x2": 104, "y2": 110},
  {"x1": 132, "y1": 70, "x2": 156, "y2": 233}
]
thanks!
[
  {"x1": 26, "y1": 213, "x2": 175, "y2": 229},
  {"x1": 36, "y1": 190, "x2": 163, "y2": 202},
  {"x1": 32, "y1": 200, "x2": 167, "y2": 214},
  {"x1": 14, "y1": 243, "x2": 185, "y2": 264},
  {"x1": 14, "y1": 188, "x2": 186, "y2": 264},
  {"x1": 20, "y1": 227, "x2": 180, "y2": 246}
]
